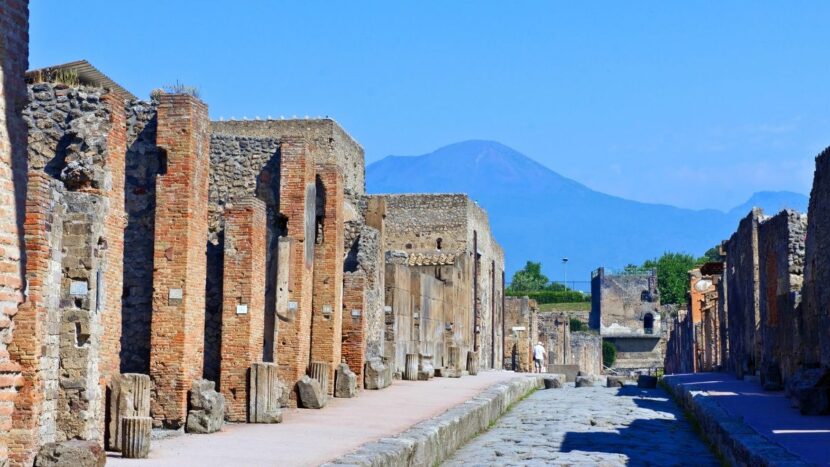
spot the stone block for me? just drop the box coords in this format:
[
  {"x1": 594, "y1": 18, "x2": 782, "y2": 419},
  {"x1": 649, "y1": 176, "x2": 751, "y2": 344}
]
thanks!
[
  {"x1": 786, "y1": 368, "x2": 830, "y2": 415},
  {"x1": 248, "y1": 362, "x2": 283, "y2": 423},
  {"x1": 364, "y1": 357, "x2": 390, "y2": 390},
  {"x1": 335, "y1": 363, "x2": 357, "y2": 398},
  {"x1": 186, "y1": 379, "x2": 225, "y2": 434},
  {"x1": 107, "y1": 373, "x2": 151, "y2": 451},
  {"x1": 466, "y1": 351, "x2": 479, "y2": 376},
  {"x1": 298, "y1": 375, "x2": 327, "y2": 409},
  {"x1": 575, "y1": 376, "x2": 594, "y2": 388},
  {"x1": 607, "y1": 376, "x2": 628, "y2": 388},
  {"x1": 34, "y1": 440, "x2": 106, "y2": 467},
  {"x1": 637, "y1": 375, "x2": 658, "y2": 389},
  {"x1": 120, "y1": 416, "x2": 152, "y2": 459},
  {"x1": 543, "y1": 377, "x2": 562, "y2": 389},
  {"x1": 418, "y1": 354, "x2": 435, "y2": 380},
  {"x1": 547, "y1": 364, "x2": 580, "y2": 382},
  {"x1": 309, "y1": 361, "x2": 330, "y2": 394},
  {"x1": 404, "y1": 353, "x2": 419, "y2": 381}
]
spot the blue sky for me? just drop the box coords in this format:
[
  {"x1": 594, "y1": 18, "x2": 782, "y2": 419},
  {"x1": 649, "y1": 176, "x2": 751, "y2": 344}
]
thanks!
[{"x1": 30, "y1": 1, "x2": 829, "y2": 209}]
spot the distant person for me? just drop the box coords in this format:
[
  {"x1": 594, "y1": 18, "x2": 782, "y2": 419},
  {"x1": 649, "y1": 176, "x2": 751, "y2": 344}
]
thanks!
[{"x1": 533, "y1": 341, "x2": 546, "y2": 373}]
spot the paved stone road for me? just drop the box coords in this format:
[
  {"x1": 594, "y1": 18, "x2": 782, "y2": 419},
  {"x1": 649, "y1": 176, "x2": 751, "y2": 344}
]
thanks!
[{"x1": 445, "y1": 384, "x2": 719, "y2": 466}]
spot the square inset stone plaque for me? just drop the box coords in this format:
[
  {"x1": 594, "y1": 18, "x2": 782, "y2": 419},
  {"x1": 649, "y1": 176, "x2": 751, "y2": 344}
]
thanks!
[
  {"x1": 169, "y1": 288, "x2": 183, "y2": 300},
  {"x1": 70, "y1": 281, "x2": 88, "y2": 296},
  {"x1": 351, "y1": 309, "x2": 361, "y2": 318},
  {"x1": 322, "y1": 304, "x2": 332, "y2": 317},
  {"x1": 288, "y1": 301, "x2": 298, "y2": 311},
  {"x1": 236, "y1": 304, "x2": 248, "y2": 315},
  {"x1": 384, "y1": 305, "x2": 393, "y2": 314}
]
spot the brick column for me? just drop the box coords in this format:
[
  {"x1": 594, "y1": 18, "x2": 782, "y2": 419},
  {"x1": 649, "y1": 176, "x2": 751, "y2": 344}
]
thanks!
[
  {"x1": 310, "y1": 164, "x2": 344, "y2": 394},
  {"x1": 101, "y1": 93, "x2": 126, "y2": 402},
  {"x1": 0, "y1": 1, "x2": 29, "y2": 464},
  {"x1": 219, "y1": 198, "x2": 267, "y2": 421},
  {"x1": 342, "y1": 272, "x2": 367, "y2": 388},
  {"x1": 275, "y1": 137, "x2": 315, "y2": 404},
  {"x1": 149, "y1": 94, "x2": 210, "y2": 428}
]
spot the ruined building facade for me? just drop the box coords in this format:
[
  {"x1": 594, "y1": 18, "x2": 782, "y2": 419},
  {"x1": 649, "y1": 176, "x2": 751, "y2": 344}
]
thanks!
[
  {"x1": 590, "y1": 268, "x2": 664, "y2": 373},
  {"x1": 0, "y1": 5, "x2": 507, "y2": 462}
]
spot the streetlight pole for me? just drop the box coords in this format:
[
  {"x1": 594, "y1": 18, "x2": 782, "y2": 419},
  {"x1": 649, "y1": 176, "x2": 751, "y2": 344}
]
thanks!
[{"x1": 562, "y1": 257, "x2": 569, "y2": 288}]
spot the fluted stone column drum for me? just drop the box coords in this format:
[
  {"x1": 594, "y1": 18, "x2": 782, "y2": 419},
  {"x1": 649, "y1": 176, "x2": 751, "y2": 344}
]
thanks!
[
  {"x1": 121, "y1": 416, "x2": 152, "y2": 459},
  {"x1": 309, "y1": 361, "x2": 330, "y2": 394},
  {"x1": 404, "y1": 354, "x2": 419, "y2": 381}
]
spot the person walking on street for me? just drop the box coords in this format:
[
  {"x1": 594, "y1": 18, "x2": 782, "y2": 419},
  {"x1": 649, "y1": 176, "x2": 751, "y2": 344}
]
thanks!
[{"x1": 533, "y1": 341, "x2": 546, "y2": 373}]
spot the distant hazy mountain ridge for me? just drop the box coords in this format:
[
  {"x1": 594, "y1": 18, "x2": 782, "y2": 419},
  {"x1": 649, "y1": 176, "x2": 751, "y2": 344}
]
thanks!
[{"x1": 367, "y1": 140, "x2": 808, "y2": 282}]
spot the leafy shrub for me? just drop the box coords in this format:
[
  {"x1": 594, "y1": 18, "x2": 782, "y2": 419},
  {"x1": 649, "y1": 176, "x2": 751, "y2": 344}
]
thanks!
[
  {"x1": 602, "y1": 340, "x2": 617, "y2": 367},
  {"x1": 569, "y1": 318, "x2": 588, "y2": 332}
]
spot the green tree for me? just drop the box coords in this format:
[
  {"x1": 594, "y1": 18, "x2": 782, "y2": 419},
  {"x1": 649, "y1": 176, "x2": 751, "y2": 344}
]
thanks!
[
  {"x1": 507, "y1": 261, "x2": 550, "y2": 292},
  {"x1": 702, "y1": 245, "x2": 722, "y2": 262},
  {"x1": 643, "y1": 252, "x2": 705, "y2": 305},
  {"x1": 602, "y1": 341, "x2": 617, "y2": 367},
  {"x1": 569, "y1": 318, "x2": 588, "y2": 332}
]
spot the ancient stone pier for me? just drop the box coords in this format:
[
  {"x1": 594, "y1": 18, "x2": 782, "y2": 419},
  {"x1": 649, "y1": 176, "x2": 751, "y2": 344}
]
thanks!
[
  {"x1": 219, "y1": 198, "x2": 267, "y2": 421},
  {"x1": 149, "y1": 94, "x2": 211, "y2": 428}
]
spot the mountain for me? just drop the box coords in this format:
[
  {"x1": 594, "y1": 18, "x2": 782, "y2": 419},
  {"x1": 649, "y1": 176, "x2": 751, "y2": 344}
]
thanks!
[{"x1": 366, "y1": 140, "x2": 808, "y2": 289}]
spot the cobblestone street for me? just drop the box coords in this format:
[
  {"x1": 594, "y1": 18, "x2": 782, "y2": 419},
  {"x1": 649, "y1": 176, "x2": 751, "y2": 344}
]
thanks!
[{"x1": 446, "y1": 384, "x2": 719, "y2": 466}]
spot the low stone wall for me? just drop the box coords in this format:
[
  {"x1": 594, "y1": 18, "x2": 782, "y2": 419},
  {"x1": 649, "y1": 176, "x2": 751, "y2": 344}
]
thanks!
[
  {"x1": 662, "y1": 376, "x2": 808, "y2": 467},
  {"x1": 323, "y1": 375, "x2": 542, "y2": 466}
]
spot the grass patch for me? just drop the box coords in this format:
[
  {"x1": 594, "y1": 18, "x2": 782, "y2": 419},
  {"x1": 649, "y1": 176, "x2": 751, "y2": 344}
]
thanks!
[{"x1": 539, "y1": 301, "x2": 591, "y2": 312}]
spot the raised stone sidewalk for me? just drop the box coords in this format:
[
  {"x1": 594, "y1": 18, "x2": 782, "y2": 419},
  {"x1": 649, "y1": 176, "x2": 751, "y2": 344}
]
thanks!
[
  {"x1": 108, "y1": 371, "x2": 537, "y2": 466},
  {"x1": 664, "y1": 373, "x2": 825, "y2": 466}
]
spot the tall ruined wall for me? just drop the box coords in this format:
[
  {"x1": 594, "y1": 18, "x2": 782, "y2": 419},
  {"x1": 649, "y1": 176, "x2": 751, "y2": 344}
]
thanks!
[
  {"x1": 591, "y1": 269, "x2": 661, "y2": 336},
  {"x1": 467, "y1": 201, "x2": 504, "y2": 370},
  {"x1": 503, "y1": 297, "x2": 536, "y2": 372},
  {"x1": 385, "y1": 263, "x2": 413, "y2": 373},
  {"x1": 210, "y1": 119, "x2": 364, "y2": 203},
  {"x1": 121, "y1": 99, "x2": 158, "y2": 374},
  {"x1": 380, "y1": 194, "x2": 468, "y2": 253},
  {"x1": 802, "y1": 147, "x2": 830, "y2": 368},
  {"x1": 14, "y1": 82, "x2": 124, "y2": 453},
  {"x1": 538, "y1": 312, "x2": 570, "y2": 365},
  {"x1": 0, "y1": 2, "x2": 29, "y2": 462},
  {"x1": 571, "y1": 332, "x2": 602, "y2": 376},
  {"x1": 724, "y1": 209, "x2": 763, "y2": 378},
  {"x1": 758, "y1": 210, "x2": 806, "y2": 386}
]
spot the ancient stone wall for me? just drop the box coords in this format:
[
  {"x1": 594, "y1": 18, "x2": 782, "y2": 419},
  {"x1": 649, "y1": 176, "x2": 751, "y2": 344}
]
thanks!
[
  {"x1": 503, "y1": 297, "x2": 537, "y2": 372},
  {"x1": 342, "y1": 271, "x2": 367, "y2": 387},
  {"x1": 571, "y1": 332, "x2": 602, "y2": 376},
  {"x1": 120, "y1": 99, "x2": 159, "y2": 375},
  {"x1": 590, "y1": 268, "x2": 661, "y2": 336},
  {"x1": 210, "y1": 119, "x2": 364, "y2": 204},
  {"x1": 758, "y1": 210, "x2": 806, "y2": 386},
  {"x1": 802, "y1": 147, "x2": 830, "y2": 368},
  {"x1": 537, "y1": 312, "x2": 570, "y2": 365},
  {"x1": 723, "y1": 209, "x2": 763, "y2": 378}
]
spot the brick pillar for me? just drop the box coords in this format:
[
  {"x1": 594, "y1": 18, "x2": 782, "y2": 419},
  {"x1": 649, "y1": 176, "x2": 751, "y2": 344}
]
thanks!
[
  {"x1": 0, "y1": 1, "x2": 29, "y2": 464},
  {"x1": 342, "y1": 272, "x2": 367, "y2": 388},
  {"x1": 275, "y1": 137, "x2": 314, "y2": 405},
  {"x1": 310, "y1": 165, "x2": 344, "y2": 395},
  {"x1": 149, "y1": 94, "x2": 210, "y2": 428},
  {"x1": 219, "y1": 198, "x2": 267, "y2": 422},
  {"x1": 101, "y1": 93, "x2": 127, "y2": 423}
]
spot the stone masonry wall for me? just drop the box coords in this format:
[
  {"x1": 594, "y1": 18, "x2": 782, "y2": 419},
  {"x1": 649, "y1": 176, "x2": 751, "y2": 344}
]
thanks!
[
  {"x1": 120, "y1": 99, "x2": 159, "y2": 375},
  {"x1": 758, "y1": 210, "x2": 806, "y2": 385},
  {"x1": 571, "y1": 332, "x2": 602, "y2": 376},
  {"x1": 149, "y1": 94, "x2": 210, "y2": 428},
  {"x1": 724, "y1": 209, "x2": 763, "y2": 378},
  {"x1": 802, "y1": 147, "x2": 830, "y2": 368},
  {"x1": 342, "y1": 271, "x2": 367, "y2": 387},
  {"x1": 0, "y1": 1, "x2": 29, "y2": 463},
  {"x1": 590, "y1": 268, "x2": 661, "y2": 336},
  {"x1": 537, "y1": 312, "x2": 569, "y2": 365}
]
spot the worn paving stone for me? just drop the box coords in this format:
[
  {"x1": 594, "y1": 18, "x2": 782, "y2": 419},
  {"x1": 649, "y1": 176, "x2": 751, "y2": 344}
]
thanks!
[{"x1": 445, "y1": 384, "x2": 718, "y2": 466}]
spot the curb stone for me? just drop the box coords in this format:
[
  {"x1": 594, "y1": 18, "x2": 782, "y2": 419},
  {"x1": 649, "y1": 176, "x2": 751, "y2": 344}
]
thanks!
[
  {"x1": 322, "y1": 375, "x2": 543, "y2": 467},
  {"x1": 662, "y1": 376, "x2": 809, "y2": 467}
]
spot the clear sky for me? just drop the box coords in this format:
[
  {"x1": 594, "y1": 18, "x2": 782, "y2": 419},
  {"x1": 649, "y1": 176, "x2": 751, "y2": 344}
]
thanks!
[{"x1": 30, "y1": 1, "x2": 829, "y2": 209}]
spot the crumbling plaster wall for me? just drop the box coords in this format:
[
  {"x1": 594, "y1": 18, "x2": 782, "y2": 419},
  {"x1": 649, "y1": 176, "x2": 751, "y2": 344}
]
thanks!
[{"x1": 590, "y1": 269, "x2": 661, "y2": 336}]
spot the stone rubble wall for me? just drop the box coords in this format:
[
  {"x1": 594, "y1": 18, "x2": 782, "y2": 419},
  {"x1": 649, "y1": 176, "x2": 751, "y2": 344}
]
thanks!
[
  {"x1": 758, "y1": 210, "x2": 806, "y2": 385},
  {"x1": 802, "y1": 147, "x2": 830, "y2": 368},
  {"x1": 570, "y1": 332, "x2": 602, "y2": 376}
]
